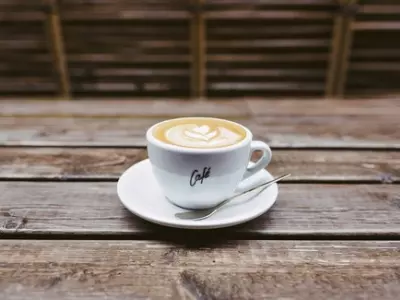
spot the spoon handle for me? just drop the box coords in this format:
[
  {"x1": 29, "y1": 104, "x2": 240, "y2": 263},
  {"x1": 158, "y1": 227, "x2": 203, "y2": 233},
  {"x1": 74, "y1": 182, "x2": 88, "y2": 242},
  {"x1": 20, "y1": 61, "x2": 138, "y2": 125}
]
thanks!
[
  {"x1": 174, "y1": 173, "x2": 291, "y2": 221},
  {"x1": 212, "y1": 173, "x2": 291, "y2": 212}
]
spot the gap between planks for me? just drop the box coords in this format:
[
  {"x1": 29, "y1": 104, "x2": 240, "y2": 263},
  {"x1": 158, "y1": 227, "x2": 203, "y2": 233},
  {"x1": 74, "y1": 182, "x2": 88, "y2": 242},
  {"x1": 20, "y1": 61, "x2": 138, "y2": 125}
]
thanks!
[
  {"x1": 0, "y1": 145, "x2": 399, "y2": 151},
  {"x1": 1, "y1": 233, "x2": 400, "y2": 242},
  {"x1": 1, "y1": 178, "x2": 399, "y2": 185}
]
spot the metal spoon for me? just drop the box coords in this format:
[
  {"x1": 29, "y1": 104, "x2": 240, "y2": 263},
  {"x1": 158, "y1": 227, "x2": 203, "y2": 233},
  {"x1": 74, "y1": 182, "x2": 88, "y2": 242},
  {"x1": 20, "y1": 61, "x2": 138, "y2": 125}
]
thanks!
[{"x1": 174, "y1": 173, "x2": 291, "y2": 221}]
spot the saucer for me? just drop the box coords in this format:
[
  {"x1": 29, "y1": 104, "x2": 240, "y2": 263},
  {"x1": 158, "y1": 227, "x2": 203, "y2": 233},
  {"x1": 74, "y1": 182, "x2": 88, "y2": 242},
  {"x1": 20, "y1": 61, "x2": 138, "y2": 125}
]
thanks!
[{"x1": 117, "y1": 159, "x2": 279, "y2": 229}]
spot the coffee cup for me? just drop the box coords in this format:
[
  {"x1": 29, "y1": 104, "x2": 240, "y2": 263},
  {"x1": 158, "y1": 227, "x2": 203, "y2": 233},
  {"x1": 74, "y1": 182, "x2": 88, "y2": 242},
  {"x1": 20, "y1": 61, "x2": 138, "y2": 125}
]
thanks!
[{"x1": 146, "y1": 117, "x2": 272, "y2": 210}]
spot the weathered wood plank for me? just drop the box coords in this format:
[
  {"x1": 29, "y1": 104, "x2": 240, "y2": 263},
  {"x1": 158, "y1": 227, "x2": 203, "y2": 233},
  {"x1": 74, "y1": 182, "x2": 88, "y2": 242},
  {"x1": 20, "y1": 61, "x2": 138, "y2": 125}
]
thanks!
[
  {"x1": 0, "y1": 117, "x2": 154, "y2": 147},
  {"x1": 0, "y1": 99, "x2": 398, "y2": 147},
  {"x1": 0, "y1": 11, "x2": 44, "y2": 22},
  {"x1": 246, "y1": 97, "x2": 400, "y2": 116},
  {"x1": 70, "y1": 82, "x2": 189, "y2": 95},
  {"x1": 0, "y1": 115, "x2": 398, "y2": 148},
  {"x1": 0, "y1": 148, "x2": 398, "y2": 182},
  {"x1": 252, "y1": 114, "x2": 399, "y2": 148},
  {"x1": 208, "y1": 24, "x2": 332, "y2": 37},
  {"x1": 0, "y1": 240, "x2": 399, "y2": 300},
  {"x1": 1, "y1": 98, "x2": 399, "y2": 117},
  {"x1": 353, "y1": 21, "x2": 400, "y2": 31},
  {"x1": 207, "y1": 39, "x2": 331, "y2": 48},
  {"x1": 0, "y1": 183, "x2": 399, "y2": 236},
  {"x1": 69, "y1": 68, "x2": 190, "y2": 77},
  {"x1": 205, "y1": 10, "x2": 332, "y2": 20},
  {"x1": 207, "y1": 53, "x2": 328, "y2": 62},
  {"x1": 207, "y1": 0, "x2": 335, "y2": 7},
  {"x1": 62, "y1": 10, "x2": 190, "y2": 21},
  {"x1": 0, "y1": 80, "x2": 56, "y2": 93},
  {"x1": 352, "y1": 49, "x2": 400, "y2": 59},
  {"x1": 67, "y1": 53, "x2": 192, "y2": 64},
  {"x1": 63, "y1": 24, "x2": 189, "y2": 37},
  {"x1": 207, "y1": 68, "x2": 326, "y2": 78},
  {"x1": 350, "y1": 63, "x2": 400, "y2": 72},
  {"x1": 360, "y1": 4, "x2": 400, "y2": 14},
  {"x1": 0, "y1": 99, "x2": 250, "y2": 117},
  {"x1": 209, "y1": 82, "x2": 324, "y2": 92}
]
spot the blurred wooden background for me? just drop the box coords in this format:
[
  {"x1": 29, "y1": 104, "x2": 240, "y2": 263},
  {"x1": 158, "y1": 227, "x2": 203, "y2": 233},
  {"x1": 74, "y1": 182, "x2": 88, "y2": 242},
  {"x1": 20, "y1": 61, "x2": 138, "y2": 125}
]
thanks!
[{"x1": 0, "y1": 0, "x2": 398, "y2": 99}]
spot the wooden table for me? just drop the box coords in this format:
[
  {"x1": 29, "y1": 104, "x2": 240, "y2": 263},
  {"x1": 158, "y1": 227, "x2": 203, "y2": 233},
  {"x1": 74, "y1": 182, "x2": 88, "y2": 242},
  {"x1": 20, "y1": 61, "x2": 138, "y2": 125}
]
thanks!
[{"x1": 0, "y1": 98, "x2": 399, "y2": 299}]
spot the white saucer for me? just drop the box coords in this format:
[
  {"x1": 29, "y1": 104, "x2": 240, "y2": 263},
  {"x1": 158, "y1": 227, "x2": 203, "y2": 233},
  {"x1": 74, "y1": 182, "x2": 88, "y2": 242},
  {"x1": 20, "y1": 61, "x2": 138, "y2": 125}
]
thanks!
[{"x1": 117, "y1": 159, "x2": 279, "y2": 229}]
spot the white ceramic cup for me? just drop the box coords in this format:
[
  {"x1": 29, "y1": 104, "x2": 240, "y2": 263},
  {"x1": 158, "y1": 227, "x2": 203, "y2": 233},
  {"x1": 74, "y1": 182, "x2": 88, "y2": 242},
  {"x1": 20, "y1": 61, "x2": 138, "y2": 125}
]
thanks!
[{"x1": 146, "y1": 117, "x2": 272, "y2": 210}]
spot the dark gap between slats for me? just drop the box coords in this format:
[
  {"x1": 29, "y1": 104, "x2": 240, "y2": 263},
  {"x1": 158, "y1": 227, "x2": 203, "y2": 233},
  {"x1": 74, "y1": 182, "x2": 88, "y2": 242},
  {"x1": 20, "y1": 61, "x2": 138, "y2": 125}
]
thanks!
[
  {"x1": 0, "y1": 145, "x2": 399, "y2": 151},
  {"x1": 0, "y1": 178, "x2": 398, "y2": 184},
  {"x1": 0, "y1": 232, "x2": 399, "y2": 242},
  {"x1": 0, "y1": 146, "x2": 399, "y2": 151}
]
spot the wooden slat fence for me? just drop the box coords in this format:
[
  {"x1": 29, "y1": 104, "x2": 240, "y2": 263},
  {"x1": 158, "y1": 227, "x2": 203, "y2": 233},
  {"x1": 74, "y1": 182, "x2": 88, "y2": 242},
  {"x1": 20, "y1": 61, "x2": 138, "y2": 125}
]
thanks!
[
  {"x1": 346, "y1": 0, "x2": 400, "y2": 96},
  {"x1": 0, "y1": 1, "x2": 57, "y2": 96},
  {"x1": 0, "y1": 0, "x2": 399, "y2": 99},
  {"x1": 206, "y1": 0, "x2": 335, "y2": 97}
]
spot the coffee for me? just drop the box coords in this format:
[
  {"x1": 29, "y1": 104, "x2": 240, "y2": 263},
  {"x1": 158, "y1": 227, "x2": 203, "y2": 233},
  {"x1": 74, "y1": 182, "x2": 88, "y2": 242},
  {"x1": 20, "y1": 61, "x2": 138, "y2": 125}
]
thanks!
[{"x1": 152, "y1": 117, "x2": 247, "y2": 149}]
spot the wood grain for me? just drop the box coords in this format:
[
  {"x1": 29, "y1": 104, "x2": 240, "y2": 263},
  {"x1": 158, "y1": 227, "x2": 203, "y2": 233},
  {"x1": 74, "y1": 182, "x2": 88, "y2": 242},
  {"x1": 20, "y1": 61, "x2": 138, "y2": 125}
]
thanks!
[
  {"x1": 1, "y1": 114, "x2": 398, "y2": 148},
  {"x1": 0, "y1": 98, "x2": 398, "y2": 148},
  {"x1": 63, "y1": 24, "x2": 189, "y2": 38},
  {"x1": 0, "y1": 182, "x2": 399, "y2": 236},
  {"x1": 208, "y1": 82, "x2": 324, "y2": 93},
  {"x1": 246, "y1": 97, "x2": 400, "y2": 116},
  {"x1": 252, "y1": 114, "x2": 399, "y2": 148},
  {"x1": 1, "y1": 98, "x2": 399, "y2": 117},
  {"x1": 353, "y1": 21, "x2": 400, "y2": 31},
  {"x1": 68, "y1": 54, "x2": 191, "y2": 64},
  {"x1": 207, "y1": 39, "x2": 330, "y2": 49},
  {"x1": 0, "y1": 240, "x2": 399, "y2": 299},
  {"x1": 61, "y1": 7, "x2": 190, "y2": 21},
  {"x1": 207, "y1": 0, "x2": 335, "y2": 7},
  {"x1": 208, "y1": 24, "x2": 332, "y2": 37},
  {"x1": 0, "y1": 99, "x2": 250, "y2": 117},
  {"x1": 205, "y1": 10, "x2": 332, "y2": 20},
  {"x1": 0, "y1": 148, "x2": 398, "y2": 182},
  {"x1": 206, "y1": 53, "x2": 328, "y2": 64},
  {"x1": 207, "y1": 68, "x2": 326, "y2": 78}
]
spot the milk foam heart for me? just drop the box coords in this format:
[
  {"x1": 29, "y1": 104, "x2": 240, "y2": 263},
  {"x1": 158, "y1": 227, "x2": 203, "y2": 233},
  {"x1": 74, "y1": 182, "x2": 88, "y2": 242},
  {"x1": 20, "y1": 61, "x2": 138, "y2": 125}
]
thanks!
[
  {"x1": 166, "y1": 124, "x2": 241, "y2": 148},
  {"x1": 184, "y1": 125, "x2": 218, "y2": 141},
  {"x1": 192, "y1": 125, "x2": 211, "y2": 135},
  {"x1": 152, "y1": 117, "x2": 247, "y2": 149}
]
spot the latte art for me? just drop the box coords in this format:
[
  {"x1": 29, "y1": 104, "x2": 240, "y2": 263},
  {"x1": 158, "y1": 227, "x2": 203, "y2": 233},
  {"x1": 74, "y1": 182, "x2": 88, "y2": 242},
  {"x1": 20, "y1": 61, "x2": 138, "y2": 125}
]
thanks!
[
  {"x1": 166, "y1": 124, "x2": 242, "y2": 148},
  {"x1": 184, "y1": 125, "x2": 218, "y2": 141},
  {"x1": 152, "y1": 117, "x2": 247, "y2": 149}
]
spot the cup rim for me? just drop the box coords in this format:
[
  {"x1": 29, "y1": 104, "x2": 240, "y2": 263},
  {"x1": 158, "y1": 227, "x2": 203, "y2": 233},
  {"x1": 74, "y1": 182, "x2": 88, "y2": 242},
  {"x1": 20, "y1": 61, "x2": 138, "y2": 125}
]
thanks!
[{"x1": 146, "y1": 117, "x2": 252, "y2": 153}]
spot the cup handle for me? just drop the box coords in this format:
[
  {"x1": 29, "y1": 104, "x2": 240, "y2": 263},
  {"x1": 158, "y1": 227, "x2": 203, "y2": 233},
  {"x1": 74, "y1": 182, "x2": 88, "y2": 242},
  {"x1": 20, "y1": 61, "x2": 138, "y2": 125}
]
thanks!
[
  {"x1": 243, "y1": 140, "x2": 272, "y2": 180},
  {"x1": 235, "y1": 141, "x2": 272, "y2": 193}
]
